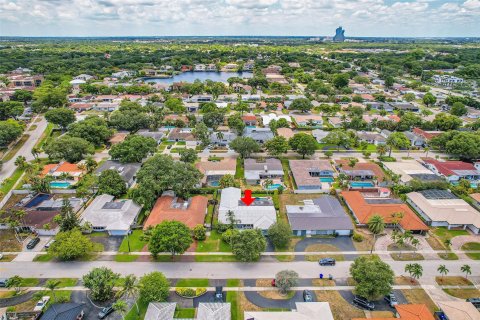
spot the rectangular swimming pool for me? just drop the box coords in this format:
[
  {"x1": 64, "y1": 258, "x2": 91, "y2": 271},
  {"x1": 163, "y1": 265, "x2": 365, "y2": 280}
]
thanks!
[
  {"x1": 350, "y1": 181, "x2": 374, "y2": 188},
  {"x1": 320, "y1": 177, "x2": 334, "y2": 183},
  {"x1": 50, "y1": 181, "x2": 72, "y2": 189}
]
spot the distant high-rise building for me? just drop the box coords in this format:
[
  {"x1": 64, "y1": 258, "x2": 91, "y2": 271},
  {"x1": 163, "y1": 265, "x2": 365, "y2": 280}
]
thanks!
[{"x1": 333, "y1": 26, "x2": 345, "y2": 42}]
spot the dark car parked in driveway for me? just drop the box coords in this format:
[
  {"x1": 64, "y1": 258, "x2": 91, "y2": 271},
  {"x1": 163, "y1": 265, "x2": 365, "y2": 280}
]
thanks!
[
  {"x1": 467, "y1": 297, "x2": 480, "y2": 308},
  {"x1": 353, "y1": 296, "x2": 375, "y2": 310},
  {"x1": 303, "y1": 290, "x2": 313, "y2": 302},
  {"x1": 384, "y1": 292, "x2": 398, "y2": 307},
  {"x1": 215, "y1": 286, "x2": 224, "y2": 302},
  {"x1": 98, "y1": 306, "x2": 114, "y2": 319},
  {"x1": 0, "y1": 278, "x2": 8, "y2": 287},
  {"x1": 319, "y1": 258, "x2": 336, "y2": 266},
  {"x1": 26, "y1": 237, "x2": 40, "y2": 249}
]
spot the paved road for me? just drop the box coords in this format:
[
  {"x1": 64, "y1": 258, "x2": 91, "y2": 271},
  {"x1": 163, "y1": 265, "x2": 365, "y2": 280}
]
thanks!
[
  {"x1": 0, "y1": 116, "x2": 47, "y2": 181},
  {"x1": 1, "y1": 260, "x2": 479, "y2": 279}
]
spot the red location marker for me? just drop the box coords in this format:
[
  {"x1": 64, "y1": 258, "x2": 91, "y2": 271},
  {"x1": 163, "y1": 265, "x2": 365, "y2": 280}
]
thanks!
[{"x1": 241, "y1": 189, "x2": 255, "y2": 206}]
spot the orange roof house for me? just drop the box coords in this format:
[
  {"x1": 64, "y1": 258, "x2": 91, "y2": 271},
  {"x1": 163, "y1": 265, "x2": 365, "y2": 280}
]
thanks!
[
  {"x1": 144, "y1": 193, "x2": 208, "y2": 229},
  {"x1": 353, "y1": 304, "x2": 434, "y2": 320},
  {"x1": 341, "y1": 191, "x2": 429, "y2": 232},
  {"x1": 41, "y1": 162, "x2": 85, "y2": 181}
]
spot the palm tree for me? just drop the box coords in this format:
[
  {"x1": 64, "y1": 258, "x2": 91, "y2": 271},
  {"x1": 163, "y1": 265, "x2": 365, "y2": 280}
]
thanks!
[
  {"x1": 14, "y1": 156, "x2": 27, "y2": 169},
  {"x1": 444, "y1": 239, "x2": 452, "y2": 254},
  {"x1": 424, "y1": 147, "x2": 430, "y2": 158},
  {"x1": 112, "y1": 300, "x2": 128, "y2": 320},
  {"x1": 410, "y1": 238, "x2": 420, "y2": 253},
  {"x1": 367, "y1": 215, "x2": 385, "y2": 254},
  {"x1": 262, "y1": 179, "x2": 273, "y2": 194},
  {"x1": 390, "y1": 212, "x2": 404, "y2": 231},
  {"x1": 376, "y1": 144, "x2": 387, "y2": 157},
  {"x1": 116, "y1": 274, "x2": 139, "y2": 314},
  {"x1": 216, "y1": 131, "x2": 224, "y2": 142},
  {"x1": 461, "y1": 264, "x2": 472, "y2": 279},
  {"x1": 85, "y1": 157, "x2": 97, "y2": 173},
  {"x1": 411, "y1": 263, "x2": 423, "y2": 281},
  {"x1": 31, "y1": 147, "x2": 41, "y2": 160},
  {"x1": 348, "y1": 158, "x2": 358, "y2": 168},
  {"x1": 45, "y1": 280, "x2": 60, "y2": 301},
  {"x1": 405, "y1": 263, "x2": 414, "y2": 278},
  {"x1": 438, "y1": 264, "x2": 449, "y2": 279}
]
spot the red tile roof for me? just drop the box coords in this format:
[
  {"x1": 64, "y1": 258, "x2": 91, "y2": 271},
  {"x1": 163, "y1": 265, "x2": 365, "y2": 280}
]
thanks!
[
  {"x1": 41, "y1": 162, "x2": 85, "y2": 176},
  {"x1": 341, "y1": 191, "x2": 429, "y2": 231},
  {"x1": 412, "y1": 128, "x2": 442, "y2": 140},
  {"x1": 242, "y1": 114, "x2": 257, "y2": 121},
  {"x1": 422, "y1": 158, "x2": 477, "y2": 176},
  {"x1": 143, "y1": 195, "x2": 208, "y2": 229}
]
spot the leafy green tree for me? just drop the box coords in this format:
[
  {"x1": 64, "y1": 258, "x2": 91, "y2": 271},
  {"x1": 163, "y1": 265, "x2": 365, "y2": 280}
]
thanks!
[
  {"x1": 44, "y1": 136, "x2": 94, "y2": 162},
  {"x1": 231, "y1": 229, "x2": 266, "y2": 262},
  {"x1": 109, "y1": 109, "x2": 151, "y2": 132},
  {"x1": 193, "y1": 224, "x2": 207, "y2": 241},
  {"x1": 227, "y1": 113, "x2": 246, "y2": 134},
  {"x1": 68, "y1": 116, "x2": 113, "y2": 147},
  {"x1": 219, "y1": 174, "x2": 237, "y2": 188},
  {"x1": 45, "y1": 108, "x2": 76, "y2": 130},
  {"x1": 6, "y1": 275, "x2": 23, "y2": 293},
  {"x1": 132, "y1": 154, "x2": 203, "y2": 209},
  {"x1": 148, "y1": 220, "x2": 193, "y2": 257},
  {"x1": 432, "y1": 113, "x2": 462, "y2": 131},
  {"x1": 179, "y1": 148, "x2": 198, "y2": 163},
  {"x1": 54, "y1": 198, "x2": 81, "y2": 231},
  {"x1": 164, "y1": 98, "x2": 185, "y2": 113},
  {"x1": 274, "y1": 270, "x2": 299, "y2": 294},
  {"x1": 230, "y1": 137, "x2": 260, "y2": 158},
  {"x1": 11, "y1": 90, "x2": 33, "y2": 103},
  {"x1": 332, "y1": 73, "x2": 350, "y2": 89},
  {"x1": 98, "y1": 169, "x2": 127, "y2": 197},
  {"x1": 109, "y1": 135, "x2": 156, "y2": 163},
  {"x1": 367, "y1": 215, "x2": 385, "y2": 254},
  {"x1": 384, "y1": 76, "x2": 395, "y2": 88},
  {"x1": 14, "y1": 155, "x2": 27, "y2": 169},
  {"x1": 450, "y1": 102, "x2": 467, "y2": 116},
  {"x1": 32, "y1": 81, "x2": 68, "y2": 111},
  {"x1": 289, "y1": 133, "x2": 317, "y2": 158},
  {"x1": 265, "y1": 136, "x2": 289, "y2": 156},
  {"x1": 350, "y1": 255, "x2": 394, "y2": 301},
  {"x1": 386, "y1": 132, "x2": 410, "y2": 157},
  {"x1": 112, "y1": 300, "x2": 128, "y2": 320},
  {"x1": 203, "y1": 111, "x2": 224, "y2": 129},
  {"x1": 138, "y1": 272, "x2": 170, "y2": 303},
  {"x1": 45, "y1": 280, "x2": 61, "y2": 301},
  {"x1": 0, "y1": 101, "x2": 24, "y2": 120},
  {"x1": 49, "y1": 229, "x2": 93, "y2": 261},
  {"x1": 403, "y1": 93, "x2": 415, "y2": 102},
  {"x1": 322, "y1": 130, "x2": 350, "y2": 151},
  {"x1": 431, "y1": 131, "x2": 480, "y2": 160},
  {"x1": 193, "y1": 122, "x2": 210, "y2": 147},
  {"x1": 289, "y1": 98, "x2": 313, "y2": 113},
  {"x1": 267, "y1": 221, "x2": 292, "y2": 250},
  {"x1": 423, "y1": 92, "x2": 437, "y2": 107},
  {"x1": 83, "y1": 267, "x2": 120, "y2": 301},
  {"x1": 0, "y1": 119, "x2": 23, "y2": 147}
]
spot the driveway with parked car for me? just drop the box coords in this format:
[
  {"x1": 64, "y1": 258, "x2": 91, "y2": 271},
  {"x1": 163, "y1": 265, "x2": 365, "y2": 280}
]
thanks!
[{"x1": 339, "y1": 290, "x2": 408, "y2": 311}]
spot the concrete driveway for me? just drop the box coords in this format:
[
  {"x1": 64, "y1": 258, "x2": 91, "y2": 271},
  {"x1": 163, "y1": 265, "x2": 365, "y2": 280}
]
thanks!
[
  {"x1": 90, "y1": 236, "x2": 123, "y2": 252},
  {"x1": 295, "y1": 237, "x2": 357, "y2": 252}
]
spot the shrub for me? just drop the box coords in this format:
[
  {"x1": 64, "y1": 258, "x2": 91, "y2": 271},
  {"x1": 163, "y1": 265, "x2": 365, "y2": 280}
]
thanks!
[
  {"x1": 193, "y1": 224, "x2": 207, "y2": 241},
  {"x1": 175, "y1": 287, "x2": 207, "y2": 298},
  {"x1": 352, "y1": 232, "x2": 364, "y2": 242},
  {"x1": 222, "y1": 228, "x2": 239, "y2": 245},
  {"x1": 272, "y1": 190, "x2": 280, "y2": 210}
]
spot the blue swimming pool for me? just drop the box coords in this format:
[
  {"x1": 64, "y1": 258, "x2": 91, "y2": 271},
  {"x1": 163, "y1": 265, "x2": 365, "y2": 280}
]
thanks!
[
  {"x1": 209, "y1": 181, "x2": 220, "y2": 187},
  {"x1": 320, "y1": 177, "x2": 334, "y2": 183},
  {"x1": 350, "y1": 181, "x2": 374, "y2": 188},
  {"x1": 265, "y1": 183, "x2": 283, "y2": 190},
  {"x1": 50, "y1": 181, "x2": 72, "y2": 189}
]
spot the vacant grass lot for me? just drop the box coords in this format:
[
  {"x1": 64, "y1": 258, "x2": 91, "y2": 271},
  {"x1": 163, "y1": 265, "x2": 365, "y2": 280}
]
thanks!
[{"x1": 435, "y1": 276, "x2": 473, "y2": 286}]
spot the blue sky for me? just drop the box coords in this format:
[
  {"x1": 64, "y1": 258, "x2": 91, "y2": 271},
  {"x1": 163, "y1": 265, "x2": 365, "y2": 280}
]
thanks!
[{"x1": 0, "y1": 0, "x2": 479, "y2": 37}]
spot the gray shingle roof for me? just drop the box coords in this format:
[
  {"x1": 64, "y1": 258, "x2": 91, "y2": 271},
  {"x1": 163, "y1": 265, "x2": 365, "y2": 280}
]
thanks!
[{"x1": 41, "y1": 303, "x2": 84, "y2": 320}]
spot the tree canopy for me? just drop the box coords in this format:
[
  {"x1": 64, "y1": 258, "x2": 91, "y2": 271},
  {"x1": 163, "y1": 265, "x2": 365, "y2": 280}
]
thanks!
[
  {"x1": 44, "y1": 135, "x2": 94, "y2": 162},
  {"x1": 109, "y1": 134, "x2": 156, "y2": 163},
  {"x1": 147, "y1": 220, "x2": 193, "y2": 257},
  {"x1": 350, "y1": 255, "x2": 394, "y2": 301}
]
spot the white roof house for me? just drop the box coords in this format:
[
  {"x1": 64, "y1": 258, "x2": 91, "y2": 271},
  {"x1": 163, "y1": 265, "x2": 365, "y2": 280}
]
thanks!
[
  {"x1": 81, "y1": 194, "x2": 142, "y2": 236},
  {"x1": 218, "y1": 187, "x2": 276, "y2": 230},
  {"x1": 144, "y1": 303, "x2": 176, "y2": 320},
  {"x1": 261, "y1": 113, "x2": 292, "y2": 126},
  {"x1": 244, "y1": 302, "x2": 334, "y2": 320}
]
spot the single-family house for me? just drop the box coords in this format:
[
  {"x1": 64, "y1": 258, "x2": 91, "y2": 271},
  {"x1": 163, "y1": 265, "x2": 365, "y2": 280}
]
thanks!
[
  {"x1": 209, "y1": 130, "x2": 237, "y2": 146},
  {"x1": 382, "y1": 160, "x2": 440, "y2": 183},
  {"x1": 145, "y1": 302, "x2": 230, "y2": 320},
  {"x1": 290, "y1": 114, "x2": 323, "y2": 127},
  {"x1": 242, "y1": 114, "x2": 257, "y2": 126},
  {"x1": 407, "y1": 190, "x2": 480, "y2": 234},
  {"x1": 412, "y1": 128, "x2": 443, "y2": 142},
  {"x1": 312, "y1": 129, "x2": 329, "y2": 143},
  {"x1": 41, "y1": 162, "x2": 86, "y2": 182},
  {"x1": 276, "y1": 128, "x2": 295, "y2": 139},
  {"x1": 244, "y1": 302, "x2": 334, "y2": 320},
  {"x1": 137, "y1": 129, "x2": 165, "y2": 144},
  {"x1": 421, "y1": 158, "x2": 480, "y2": 184},
  {"x1": 244, "y1": 158, "x2": 284, "y2": 185},
  {"x1": 389, "y1": 102, "x2": 419, "y2": 112},
  {"x1": 356, "y1": 131, "x2": 386, "y2": 145},
  {"x1": 218, "y1": 187, "x2": 276, "y2": 230},
  {"x1": 335, "y1": 159, "x2": 385, "y2": 183},
  {"x1": 287, "y1": 196, "x2": 354, "y2": 236},
  {"x1": 196, "y1": 158, "x2": 237, "y2": 186},
  {"x1": 41, "y1": 303, "x2": 85, "y2": 320},
  {"x1": 94, "y1": 102, "x2": 120, "y2": 112},
  {"x1": 167, "y1": 128, "x2": 199, "y2": 147},
  {"x1": 261, "y1": 113, "x2": 291, "y2": 127},
  {"x1": 81, "y1": 194, "x2": 141, "y2": 236},
  {"x1": 436, "y1": 301, "x2": 480, "y2": 320},
  {"x1": 243, "y1": 127, "x2": 274, "y2": 144},
  {"x1": 327, "y1": 116, "x2": 344, "y2": 128},
  {"x1": 143, "y1": 192, "x2": 208, "y2": 229},
  {"x1": 341, "y1": 190, "x2": 429, "y2": 234},
  {"x1": 108, "y1": 132, "x2": 128, "y2": 145},
  {"x1": 289, "y1": 160, "x2": 335, "y2": 190},
  {"x1": 96, "y1": 160, "x2": 141, "y2": 188}
]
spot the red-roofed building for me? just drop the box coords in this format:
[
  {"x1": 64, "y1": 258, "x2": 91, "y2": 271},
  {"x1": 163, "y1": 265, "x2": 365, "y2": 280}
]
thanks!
[
  {"x1": 421, "y1": 158, "x2": 480, "y2": 183},
  {"x1": 412, "y1": 128, "x2": 443, "y2": 141},
  {"x1": 341, "y1": 191, "x2": 429, "y2": 233},
  {"x1": 242, "y1": 114, "x2": 257, "y2": 126},
  {"x1": 41, "y1": 162, "x2": 86, "y2": 181}
]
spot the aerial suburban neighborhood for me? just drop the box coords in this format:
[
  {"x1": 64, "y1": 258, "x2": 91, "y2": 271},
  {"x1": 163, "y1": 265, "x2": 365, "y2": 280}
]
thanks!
[{"x1": 1, "y1": 17, "x2": 480, "y2": 320}]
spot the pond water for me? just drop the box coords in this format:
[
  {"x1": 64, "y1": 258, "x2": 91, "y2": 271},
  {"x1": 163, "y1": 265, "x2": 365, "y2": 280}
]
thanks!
[{"x1": 140, "y1": 71, "x2": 253, "y2": 84}]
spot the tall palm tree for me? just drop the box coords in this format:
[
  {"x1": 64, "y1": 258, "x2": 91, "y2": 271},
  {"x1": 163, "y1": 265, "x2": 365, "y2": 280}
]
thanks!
[
  {"x1": 31, "y1": 147, "x2": 41, "y2": 160},
  {"x1": 112, "y1": 300, "x2": 128, "y2": 320},
  {"x1": 411, "y1": 263, "x2": 423, "y2": 281},
  {"x1": 45, "y1": 280, "x2": 60, "y2": 301},
  {"x1": 444, "y1": 239, "x2": 452, "y2": 254},
  {"x1": 461, "y1": 264, "x2": 472, "y2": 279},
  {"x1": 116, "y1": 274, "x2": 139, "y2": 314},
  {"x1": 376, "y1": 144, "x2": 387, "y2": 157},
  {"x1": 262, "y1": 178, "x2": 273, "y2": 194},
  {"x1": 410, "y1": 238, "x2": 420, "y2": 253},
  {"x1": 367, "y1": 215, "x2": 385, "y2": 254},
  {"x1": 438, "y1": 264, "x2": 449, "y2": 279},
  {"x1": 405, "y1": 263, "x2": 414, "y2": 278},
  {"x1": 424, "y1": 147, "x2": 430, "y2": 158}
]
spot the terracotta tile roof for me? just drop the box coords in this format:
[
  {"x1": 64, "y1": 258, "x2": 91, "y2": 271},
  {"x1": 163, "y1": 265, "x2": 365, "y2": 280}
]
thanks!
[
  {"x1": 41, "y1": 162, "x2": 85, "y2": 176},
  {"x1": 143, "y1": 195, "x2": 208, "y2": 229},
  {"x1": 242, "y1": 114, "x2": 257, "y2": 121},
  {"x1": 276, "y1": 128, "x2": 295, "y2": 139},
  {"x1": 422, "y1": 158, "x2": 477, "y2": 176},
  {"x1": 412, "y1": 128, "x2": 442, "y2": 140},
  {"x1": 341, "y1": 191, "x2": 429, "y2": 231},
  {"x1": 388, "y1": 115, "x2": 401, "y2": 122},
  {"x1": 335, "y1": 160, "x2": 385, "y2": 182},
  {"x1": 353, "y1": 304, "x2": 434, "y2": 320},
  {"x1": 471, "y1": 193, "x2": 480, "y2": 202}
]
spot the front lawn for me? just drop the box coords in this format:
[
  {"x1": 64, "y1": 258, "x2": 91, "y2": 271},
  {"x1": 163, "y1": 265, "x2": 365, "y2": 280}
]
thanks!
[
  {"x1": 115, "y1": 254, "x2": 139, "y2": 262},
  {"x1": 235, "y1": 157, "x2": 244, "y2": 179},
  {"x1": 390, "y1": 252, "x2": 424, "y2": 261},
  {"x1": 0, "y1": 230, "x2": 22, "y2": 252},
  {"x1": 226, "y1": 279, "x2": 240, "y2": 287},
  {"x1": 462, "y1": 242, "x2": 480, "y2": 260},
  {"x1": 314, "y1": 290, "x2": 365, "y2": 319},
  {"x1": 433, "y1": 227, "x2": 469, "y2": 242},
  {"x1": 119, "y1": 230, "x2": 147, "y2": 252},
  {"x1": 194, "y1": 255, "x2": 238, "y2": 262},
  {"x1": 175, "y1": 278, "x2": 209, "y2": 287},
  {"x1": 125, "y1": 299, "x2": 148, "y2": 320},
  {"x1": 196, "y1": 231, "x2": 231, "y2": 252},
  {"x1": 401, "y1": 289, "x2": 437, "y2": 313}
]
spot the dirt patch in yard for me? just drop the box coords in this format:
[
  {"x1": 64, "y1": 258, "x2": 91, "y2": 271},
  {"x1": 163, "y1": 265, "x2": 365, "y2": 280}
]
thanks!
[
  {"x1": 0, "y1": 230, "x2": 22, "y2": 252},
  {"x1": 352, "y1": 228, "x2": 374, "y2": 251},
  {"x1": 256, "y1": 279, "x2": 274, "y2": 287},
  {"x1": 435, "y1": 276, "x2": 473, "y2": 286},
  {"x1": 314, "y1": 291, "x2": 365, "y2": 320},
  {"x1": 371, "y1": 311, "x2": 395, "y2": 317},
  {"x1": 390, "y1": 252, "x2": 424, "y2": 261},
  {"x1": 395, "y1": 276, "x2": 419, "y2": 286},
  {"x1": 312, "y1": 279, "x2": 335, "y2": 286}
]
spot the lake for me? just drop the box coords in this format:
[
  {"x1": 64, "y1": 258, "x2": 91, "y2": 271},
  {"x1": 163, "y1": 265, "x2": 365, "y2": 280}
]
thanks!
[{"x1": 140, "y1": 71, "x2": 253, "y2": 84}]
